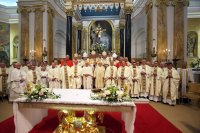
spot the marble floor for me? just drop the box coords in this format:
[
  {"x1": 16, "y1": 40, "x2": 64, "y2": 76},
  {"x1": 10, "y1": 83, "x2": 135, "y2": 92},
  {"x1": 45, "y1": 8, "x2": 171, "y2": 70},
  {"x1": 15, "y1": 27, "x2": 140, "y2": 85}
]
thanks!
[{"x1": 0, "y1": 100, "x2": 200, "y2": 133}]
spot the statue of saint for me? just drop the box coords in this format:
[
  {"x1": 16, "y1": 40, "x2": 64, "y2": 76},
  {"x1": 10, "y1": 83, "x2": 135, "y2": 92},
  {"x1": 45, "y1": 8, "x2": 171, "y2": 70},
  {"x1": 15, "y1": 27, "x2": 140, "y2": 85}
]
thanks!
[
  {"x1": 13, "y1": 36, "x2": 18, "y2": 58},
  {"x1": 187, "y1": 36, "x2": 196, "y2": 57}
]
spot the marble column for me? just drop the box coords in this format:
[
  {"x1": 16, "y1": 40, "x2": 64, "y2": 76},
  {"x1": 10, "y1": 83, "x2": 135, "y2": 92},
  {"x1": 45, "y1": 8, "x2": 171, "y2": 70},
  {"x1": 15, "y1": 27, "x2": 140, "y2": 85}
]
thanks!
[
  {"x1": 77, "y1": 23, "x2": 82, "y2": 53},
  {"x1": 65, "y1": 9, "x2": 73, "y2": 59},
  {"x1": 124, "y1": 7, "x2": 133, "y2": 61},
  {"x1": 120, "y1": 25, "x2": 125, "y2": 57}
]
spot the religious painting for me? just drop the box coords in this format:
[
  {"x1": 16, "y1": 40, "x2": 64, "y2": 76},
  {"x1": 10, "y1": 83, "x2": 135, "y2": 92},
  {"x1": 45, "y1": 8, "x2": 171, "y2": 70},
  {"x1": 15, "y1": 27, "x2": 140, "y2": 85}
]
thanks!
[
  {"x1": 187, "y1": 31, "x2": 198, "y2": 58},
  {"x1": 0, "y1": 22, "x2": 10, "y2": 66},
  {"x1": 89, "y1": 20, "x2": 112, "y2": 53}
]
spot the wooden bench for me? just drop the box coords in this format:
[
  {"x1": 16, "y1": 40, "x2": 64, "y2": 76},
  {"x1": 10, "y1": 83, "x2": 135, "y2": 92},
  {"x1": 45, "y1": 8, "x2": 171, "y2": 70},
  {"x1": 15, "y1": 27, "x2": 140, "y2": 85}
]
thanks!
[{"x1": 182, "y1": 83, "x2": 200, "y2": 107}]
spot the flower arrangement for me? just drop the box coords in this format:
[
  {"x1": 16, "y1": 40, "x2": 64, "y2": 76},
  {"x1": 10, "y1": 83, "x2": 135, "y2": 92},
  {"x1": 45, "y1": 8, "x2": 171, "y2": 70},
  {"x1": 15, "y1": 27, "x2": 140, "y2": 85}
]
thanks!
[
  {"x1": 20, "y1": 84, "x2": 60, "y2": 101},
  {"x1": 90, "y1": 85, "x2": 132, "y2": 102}
]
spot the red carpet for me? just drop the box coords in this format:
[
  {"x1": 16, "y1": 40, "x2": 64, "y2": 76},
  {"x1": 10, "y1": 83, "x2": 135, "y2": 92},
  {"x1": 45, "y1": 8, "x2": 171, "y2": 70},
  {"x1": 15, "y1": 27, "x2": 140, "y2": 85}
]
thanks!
[{"x1": 0, "y1": 104, "x2": 181, "y2": 133}]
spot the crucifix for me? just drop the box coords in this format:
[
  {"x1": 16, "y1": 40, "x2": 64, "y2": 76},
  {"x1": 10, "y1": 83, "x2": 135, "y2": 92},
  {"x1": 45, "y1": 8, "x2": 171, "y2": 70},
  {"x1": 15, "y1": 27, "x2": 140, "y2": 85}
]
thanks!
[{"x1": 93, "y1": 23, "x2": 106, "y2": 43}]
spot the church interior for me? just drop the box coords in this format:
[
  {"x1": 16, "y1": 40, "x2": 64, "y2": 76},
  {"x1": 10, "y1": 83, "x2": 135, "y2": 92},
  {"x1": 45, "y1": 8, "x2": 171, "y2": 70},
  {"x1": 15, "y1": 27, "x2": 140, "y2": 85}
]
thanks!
[{"x1": 0, "y1": 0, "x2": 200, "y2": 133}]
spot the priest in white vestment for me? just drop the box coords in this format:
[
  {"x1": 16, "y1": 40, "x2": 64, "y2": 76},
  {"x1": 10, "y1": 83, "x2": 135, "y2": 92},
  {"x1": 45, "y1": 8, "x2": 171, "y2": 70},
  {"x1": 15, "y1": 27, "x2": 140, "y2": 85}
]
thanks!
[
  {"x1": 71, "y1": 60, "x2": 83, "y2": 89},
  {"x1": 0, "y1": 63, "x2": 8, "y2": 98},
  {"x1": 149, "y1": 61, "x2": 163, "y2": 102},
  {"x1": 94, "y1": 61, "x2": 105, "y2": 88},
  {"x1": 48, "y1": 63, "x2": 61, "y2": 89},
  {"x1": 26, "y1": 66, "x2": 39, "y2": 87},
  {"x1": 162, "y1": 63, "x2": 180, "y2": 105},
  {"x1": 82, "y1": 61, "x2": 93, "y2": 89},
  {"x1": 177, "y1": 61, "x2": 194, "y2": 94},
  {"x1": 81, "y1": 52, "x2": 89, "y2": 67},
  {"x1": 104, "y1": 61, "x2": 117, "y2": 87},
  {"x1": 139, "y1": 60, "x2": 151, "y2": 98},
  {"x1": 60, "y1": 61, "x2": 71, "y2": 89},
  {"x1": 102, "y1": 51, "x2": 109, "y2": 67},
  {"x1": 129, "y1": 62, "x2": 141, "y2": 98},
  {"x1": 38, "y1": 66, "x2": 48, "y2": 88},
  {"x1": 112, "y1": 53, "x2": 119, "y2": 66},
  {"x1": 117, "y1": 61, "x2": 131, "y2": 89},
  {"x1": 9, "y1": 63, "x2": 26, "y2": 101}
]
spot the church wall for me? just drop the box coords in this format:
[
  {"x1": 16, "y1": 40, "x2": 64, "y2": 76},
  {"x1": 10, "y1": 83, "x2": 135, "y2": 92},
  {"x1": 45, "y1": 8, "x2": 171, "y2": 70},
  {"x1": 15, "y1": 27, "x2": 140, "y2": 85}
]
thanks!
[
  {"x1": 10, "y1": 23, "x2": 18, "y2": 64},
  {"x1": 53, "y1": 15, "x2": 66, "y2": 59},
  {"x1": 187, "y1": 18, "x2": 200, "y2": 66},
  {"x1": 131, "y1": 13, "x2": 146, "y2": 59}
]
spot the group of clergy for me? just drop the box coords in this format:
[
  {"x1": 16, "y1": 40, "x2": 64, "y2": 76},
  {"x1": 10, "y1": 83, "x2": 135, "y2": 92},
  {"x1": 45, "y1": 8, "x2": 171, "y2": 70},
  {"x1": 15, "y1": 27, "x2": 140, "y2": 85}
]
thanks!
[{"x1": 0, "y1": 51, "x2": 194, "y2": 106}]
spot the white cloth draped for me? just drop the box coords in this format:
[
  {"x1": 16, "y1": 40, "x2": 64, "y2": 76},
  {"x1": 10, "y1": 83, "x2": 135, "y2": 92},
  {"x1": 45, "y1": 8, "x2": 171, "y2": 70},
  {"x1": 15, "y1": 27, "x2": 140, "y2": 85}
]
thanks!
[{"x1": 14, "y1": 89, "x2": 138, "y2": 133}]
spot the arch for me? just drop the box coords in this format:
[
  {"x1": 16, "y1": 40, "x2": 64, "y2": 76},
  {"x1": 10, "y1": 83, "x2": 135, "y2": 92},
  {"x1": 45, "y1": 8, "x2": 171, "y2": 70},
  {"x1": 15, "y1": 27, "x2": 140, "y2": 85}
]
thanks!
[
  {"x1": 134, "y1": 28, "x2": 146, "y2": 58},
  {"x1": 88, "y1": 20, "x2": 114, "y2": 52},
  {"x1": 54, "y1": 30, "x2": 66, "y2": 58}
]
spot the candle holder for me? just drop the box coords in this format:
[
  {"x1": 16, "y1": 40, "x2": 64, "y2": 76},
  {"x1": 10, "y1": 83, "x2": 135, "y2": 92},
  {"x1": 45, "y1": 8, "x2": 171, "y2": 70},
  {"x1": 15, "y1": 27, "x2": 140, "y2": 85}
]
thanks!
[{"x1": 172, "y1": 56, "x2": 180, "y2": 69}]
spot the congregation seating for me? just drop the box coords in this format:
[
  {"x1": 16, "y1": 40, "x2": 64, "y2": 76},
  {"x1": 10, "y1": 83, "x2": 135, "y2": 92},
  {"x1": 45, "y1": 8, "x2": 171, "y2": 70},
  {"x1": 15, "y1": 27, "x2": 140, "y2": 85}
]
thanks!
[{"x1": 182, "y1": 83, "x2": 200, "y2": 107}]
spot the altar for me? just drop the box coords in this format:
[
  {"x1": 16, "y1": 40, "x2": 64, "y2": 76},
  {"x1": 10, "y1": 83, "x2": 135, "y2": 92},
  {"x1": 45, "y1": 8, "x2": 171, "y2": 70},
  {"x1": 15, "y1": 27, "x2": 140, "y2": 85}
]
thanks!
[{"x1": 13, "y1": 89, "x2": 149, "y2": 133}]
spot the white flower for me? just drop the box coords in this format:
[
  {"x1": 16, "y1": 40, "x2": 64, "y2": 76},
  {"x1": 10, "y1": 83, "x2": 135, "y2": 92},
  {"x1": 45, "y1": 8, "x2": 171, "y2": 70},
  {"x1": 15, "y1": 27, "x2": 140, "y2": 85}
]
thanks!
[{"x1": 105, "y1": 90, "x2": 111, "y2": 95}]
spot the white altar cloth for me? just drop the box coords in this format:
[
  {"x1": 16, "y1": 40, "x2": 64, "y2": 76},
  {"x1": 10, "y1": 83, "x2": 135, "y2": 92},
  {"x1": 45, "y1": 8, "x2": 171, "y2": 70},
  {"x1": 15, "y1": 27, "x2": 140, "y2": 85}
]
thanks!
[{"x1": 14, "y1": 89, "x2": 138, "y2": 133}]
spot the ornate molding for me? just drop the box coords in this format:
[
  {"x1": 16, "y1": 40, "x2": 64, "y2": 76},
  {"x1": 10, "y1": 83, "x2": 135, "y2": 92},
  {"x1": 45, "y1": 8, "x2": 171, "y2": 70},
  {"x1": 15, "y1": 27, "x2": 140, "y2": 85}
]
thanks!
[
  {"x1": 64, "y1": 8, "x2": 74, "y2": 16},
  {"x1": 172, "y1": 0, "x2": 189, "y2": 6},
  {"x1": 17, "y1": 5, "x2": 45, "y2": 13},
  {"x1": 124, "y1": 6, "x2": 134, "y2": 15},
  {"x1": 145, "y1": 1, "x2": 153, "y2": 14}
]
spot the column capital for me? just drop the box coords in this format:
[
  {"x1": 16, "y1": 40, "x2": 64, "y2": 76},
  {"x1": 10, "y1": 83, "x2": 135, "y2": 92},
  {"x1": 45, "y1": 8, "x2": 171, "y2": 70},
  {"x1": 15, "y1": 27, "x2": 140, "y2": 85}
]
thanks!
[
  {"x1": 124, "y1": 6, "x2": 133, "y2": 15},
  {"x1": 47, "y1": 7, "x2": 55, "y2": 17},
  {"x1": 77, "y1": 22, "x2": 83, "y2": 30},
  {"x1": 145, "y1": 1, "x2": 153, "y2": 14},
  {"x1": 172, "y1": 0, "x2": 189, "y2": 6},
  {"x1": 155, "y1": 0, "x2": 171, "y2": 7},
  {"x1": 65, "y1": 8, "x2": 74, "y2": 16}
]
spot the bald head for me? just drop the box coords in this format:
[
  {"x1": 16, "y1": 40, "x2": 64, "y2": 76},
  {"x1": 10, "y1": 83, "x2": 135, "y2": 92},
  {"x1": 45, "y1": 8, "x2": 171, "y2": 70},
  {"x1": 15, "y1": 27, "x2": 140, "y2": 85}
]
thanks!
[{"x1": 74, "y1": 59, "x2": 78, "y2": 65}]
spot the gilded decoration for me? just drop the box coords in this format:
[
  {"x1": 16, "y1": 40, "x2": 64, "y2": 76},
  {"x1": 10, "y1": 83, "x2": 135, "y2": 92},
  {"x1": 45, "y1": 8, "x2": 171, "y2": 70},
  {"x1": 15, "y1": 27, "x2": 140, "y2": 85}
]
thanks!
[
  {"x1": 65, "y1": 8, "x2": 74, "y2": 16},
  {"x1": 124, "y1": 6, "x2": 133, "y2": 15},
  {"x1": 54, "y1": 110, "x2": 104, "y2": 133}
]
